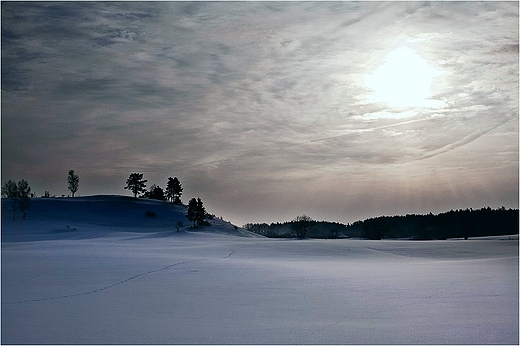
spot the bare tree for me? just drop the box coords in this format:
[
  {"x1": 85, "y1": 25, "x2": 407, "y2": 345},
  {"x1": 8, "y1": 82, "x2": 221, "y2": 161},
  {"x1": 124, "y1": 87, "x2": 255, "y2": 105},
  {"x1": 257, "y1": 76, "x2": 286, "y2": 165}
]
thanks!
[
  {"x1": 67, "y1": 169, "x2": 79, "y2": 197},
  {"x1": 291, "y1": 214, "x2": 314, "y2": 238}
]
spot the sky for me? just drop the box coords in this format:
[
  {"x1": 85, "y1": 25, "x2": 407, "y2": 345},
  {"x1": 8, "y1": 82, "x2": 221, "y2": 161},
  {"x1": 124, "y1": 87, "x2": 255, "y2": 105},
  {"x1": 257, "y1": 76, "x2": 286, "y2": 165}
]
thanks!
[{"x1": 2, "y1": 1, "x2": 518, "y2": 226}]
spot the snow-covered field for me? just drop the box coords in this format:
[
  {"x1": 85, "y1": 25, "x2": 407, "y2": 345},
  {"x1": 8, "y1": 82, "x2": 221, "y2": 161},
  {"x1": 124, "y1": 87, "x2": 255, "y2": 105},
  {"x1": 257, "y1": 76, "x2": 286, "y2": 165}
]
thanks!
[{"x1": 2, "y1": 197, "x2": 518, "y2": 344}]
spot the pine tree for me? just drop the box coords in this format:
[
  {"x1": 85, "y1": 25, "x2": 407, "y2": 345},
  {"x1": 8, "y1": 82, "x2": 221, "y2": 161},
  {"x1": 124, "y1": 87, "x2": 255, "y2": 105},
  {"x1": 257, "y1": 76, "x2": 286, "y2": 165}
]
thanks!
[
  {"x1": 187, "y1": 198, "x2": 198, "y2": 228},
  {"x1": 196, "y1": 198, "x2": 206, "y2": 226},
  {"x1": 186, "y1": 197, "x2": 206, "y2": 228},
  {"x1": 124, "y1": 173, "x2": 147, "y2": 198},
  {"x1": 166, "y1": 177, "x2": 183, "y2": 204}
]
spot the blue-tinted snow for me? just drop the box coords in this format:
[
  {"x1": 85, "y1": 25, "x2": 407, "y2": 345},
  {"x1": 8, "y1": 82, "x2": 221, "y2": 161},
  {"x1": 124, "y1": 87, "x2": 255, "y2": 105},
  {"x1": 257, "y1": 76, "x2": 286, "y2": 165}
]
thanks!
[{"x1": 1, "y1": 196, "x2": 518, "y2": 344}]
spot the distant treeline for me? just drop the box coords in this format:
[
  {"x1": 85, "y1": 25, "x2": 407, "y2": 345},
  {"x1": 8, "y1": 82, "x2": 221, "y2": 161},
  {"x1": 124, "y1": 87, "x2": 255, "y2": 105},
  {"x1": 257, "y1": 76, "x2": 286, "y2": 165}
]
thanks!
[
  {"x1": 244, "y1": 207, "x2": 519, "y2": 240},
  {"x1": 357, "y1": 207, "x2": 519, "y2": 240},
  {"x1": 244, "y1": 220, "x2": 351, "y2": 239}
]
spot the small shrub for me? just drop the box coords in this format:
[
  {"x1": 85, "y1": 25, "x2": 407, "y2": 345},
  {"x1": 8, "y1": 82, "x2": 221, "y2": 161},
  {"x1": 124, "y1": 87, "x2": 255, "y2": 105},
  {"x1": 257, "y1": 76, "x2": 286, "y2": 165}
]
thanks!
[{"x1": 145, "y1": 210, "x2": 157, "y2": 218}]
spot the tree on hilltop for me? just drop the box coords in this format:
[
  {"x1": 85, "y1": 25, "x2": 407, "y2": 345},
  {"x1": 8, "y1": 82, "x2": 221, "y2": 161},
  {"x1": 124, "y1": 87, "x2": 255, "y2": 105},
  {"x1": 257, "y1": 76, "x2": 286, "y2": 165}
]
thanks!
[
  {"x1": 2, "y1": 179, "x2": 31, "y2": 220},
  {"x1": 67, "y1": 169, "x2": 79, "y2": 197},
  {"x1": 2, "y1": 179, "x2": 19, "y2": 220},
  {"x1": 144, "y1": 184, "x2": 165, "y2": 201},
  {"x1": 165, "y1": 177, "x2": 183, "y2": 204},
  {"x1": 2, "y1": 179, "x2": 18, "y2": 198},
  {"x1": 17, "y1": 179, "x2": 31, "y2": 220},
  {"x1": 125, "y1": 173, "x2": 147, "y2": 198}
]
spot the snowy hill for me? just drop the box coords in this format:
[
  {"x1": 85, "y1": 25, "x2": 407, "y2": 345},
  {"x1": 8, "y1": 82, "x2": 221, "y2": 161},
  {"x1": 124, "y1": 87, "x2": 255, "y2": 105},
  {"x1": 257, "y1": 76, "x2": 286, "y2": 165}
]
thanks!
[
  {"x1": 1, "y1": 195, "x2": 258, "y2": 242},
  {"x1": 2, "y1": 196, "x2": 518, "y2": 344}
]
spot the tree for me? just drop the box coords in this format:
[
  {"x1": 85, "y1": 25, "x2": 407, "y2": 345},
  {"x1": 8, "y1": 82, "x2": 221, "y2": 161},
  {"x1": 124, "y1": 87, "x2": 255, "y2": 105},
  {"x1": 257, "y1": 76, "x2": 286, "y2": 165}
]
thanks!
[
  {"x1": 2, "y1": 180, "x2": 19, "y2": 220},
  {"x1": 291, "y1": 214, "x2": 313, "y2": 238},
  {"x1": 17, "y1": 179, "x2": 31, "y2": 220},
  {"x1": 187, "y1": 198, "x2": 198, "y2": 228},
  {"x1": 2, "y1": 179, "x2": 31, "y2": 220},
  {"x1": 67, "y1": 169, "x2": 79, "y2": 197},
  {"x1": 2, "y1": 179, "x2": 18, "y2": 198},
  {"x1": 165, "y1": 177, "x2": 183, "y2": 204},
  {"x1": 124, "y1": 173, "x2": 147, "y2": 198},
  {"x1": 196, "y1": 198, "x2": 206, "y2": 226},
  {"x1": 143, "y1": 184, "x2": 165, "y2": 200},
  {"x1": 187, "y1": 197, "x2": 206, "y2": 228}
]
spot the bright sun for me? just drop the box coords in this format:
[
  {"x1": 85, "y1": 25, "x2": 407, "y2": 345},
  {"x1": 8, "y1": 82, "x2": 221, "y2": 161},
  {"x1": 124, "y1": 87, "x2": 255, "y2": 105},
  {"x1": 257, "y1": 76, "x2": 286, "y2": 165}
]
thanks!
[{"x1": 363, "y1": 45, "x2": 444, "y2": 109}]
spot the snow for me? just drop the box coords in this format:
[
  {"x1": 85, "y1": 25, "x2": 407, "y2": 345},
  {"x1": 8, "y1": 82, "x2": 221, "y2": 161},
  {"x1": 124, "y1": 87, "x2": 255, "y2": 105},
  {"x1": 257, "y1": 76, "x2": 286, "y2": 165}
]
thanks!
[{"x1": 2, "y1": 196, "x2": 518, "y2": 344}]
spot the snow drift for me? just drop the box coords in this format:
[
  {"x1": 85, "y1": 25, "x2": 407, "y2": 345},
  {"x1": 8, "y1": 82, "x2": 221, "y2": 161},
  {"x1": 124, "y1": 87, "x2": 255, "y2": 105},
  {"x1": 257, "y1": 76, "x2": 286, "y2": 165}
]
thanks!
[{"x1": 1, "y1": 196, "x2": 518, "y2": 344}]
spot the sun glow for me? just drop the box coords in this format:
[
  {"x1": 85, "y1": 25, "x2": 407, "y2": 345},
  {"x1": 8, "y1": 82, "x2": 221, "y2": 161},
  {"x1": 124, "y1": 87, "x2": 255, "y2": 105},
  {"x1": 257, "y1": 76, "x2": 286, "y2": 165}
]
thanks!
[{"x1": 363, "y1": 45, "x2": 444, "y2": 109}]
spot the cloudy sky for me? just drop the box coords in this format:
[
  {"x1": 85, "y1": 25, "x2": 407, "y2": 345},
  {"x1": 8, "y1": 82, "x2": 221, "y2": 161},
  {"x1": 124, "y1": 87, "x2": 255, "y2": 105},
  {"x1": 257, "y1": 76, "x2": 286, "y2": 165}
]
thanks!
[{"x1": 2, "y1": 2, "x2": 518, "y2": 225}]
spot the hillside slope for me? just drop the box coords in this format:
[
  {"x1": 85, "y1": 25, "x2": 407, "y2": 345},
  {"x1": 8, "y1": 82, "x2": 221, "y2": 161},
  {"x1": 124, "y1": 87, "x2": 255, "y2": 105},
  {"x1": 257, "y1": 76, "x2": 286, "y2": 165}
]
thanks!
[{"x1": 1, "y1": 195, "x2": 258, "y2": 242}]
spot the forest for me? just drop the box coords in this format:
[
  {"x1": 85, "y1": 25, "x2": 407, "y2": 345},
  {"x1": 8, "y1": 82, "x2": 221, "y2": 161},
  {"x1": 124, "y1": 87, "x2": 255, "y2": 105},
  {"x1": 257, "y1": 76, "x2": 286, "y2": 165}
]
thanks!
[{"x1": 245, "y1": 207, "x2": 519, "y2": 240}]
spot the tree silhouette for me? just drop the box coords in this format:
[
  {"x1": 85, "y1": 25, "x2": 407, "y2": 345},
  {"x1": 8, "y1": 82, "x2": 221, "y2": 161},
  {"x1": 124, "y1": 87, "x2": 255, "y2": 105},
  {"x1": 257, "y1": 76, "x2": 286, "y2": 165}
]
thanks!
[
  {"x1": 187, "y1": 198, "x2": 198, "y2": 228},
  {"x1": 2, "y1": 179, "x2": 18, "y2": 198},
  {"x1": 67, "y1": 169, "x2": 79, "y2": 197},
  {"x1": 144, "y1": 184, "x2": 165, "y2": 201},
  {"x1": 187, "y1": 197, "x2": 206, "y2": 228},
  {"x1": 196, "y1": 198, "x2": 206, "y2": 226},
  {"x1": 2, "y1": 179, "x2": 31, "y2": 220},
  {"x1": 124, "y1": 173, "x2": 147, "y2": 198},
  {"x1": 166, "y1": 177, "x2": 183, "y2": 204},
  {"x1": 2, "y1": 180, "x2": 19, "y2": 220},
  {"x1": 291, "y1": 214, "x2": 313, "y2": 238},
  {"x1": 17, "y1": 179, "x2": 31, "y2": 220}
]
